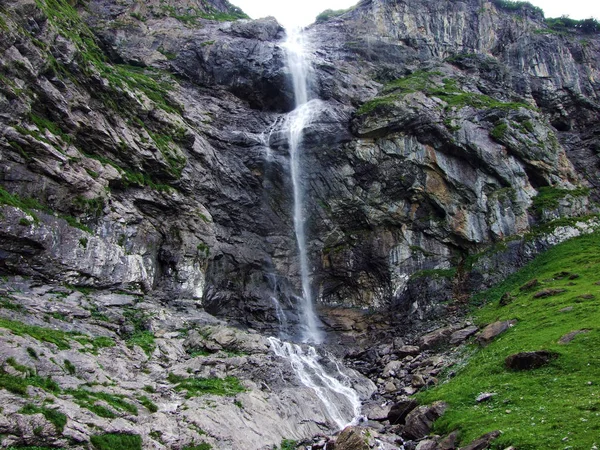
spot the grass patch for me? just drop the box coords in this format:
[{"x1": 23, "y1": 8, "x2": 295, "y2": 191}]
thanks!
[
  {"x1": 0, "y1": 185, "x2": 91, "y2": 233},
  {"x1": 410, "y1": 268, "x2": 457, "y2": 280},
  {"x1": 19, "y1": 403, "x2": 67, "y2": 432},
  {"x1": 0, "y1": 363, "x2": 60, "y2": 396},
  {"x1": 315, "y1": 7, "x2": 352, "y2": 23},
  {"x1": 126, "y1": 330, "x2": 155, "y2": 356},
  {"x1": 280, "y1": 440, "x2": 297, "y2": 450},
  {"x1": 531, "y1": 186, "x2": 590, "y2": 214},
  {"x1": 90, "y1": 433, "x2": 142, "y2": 450},
  {"x1": 182, "y1": 444, "x2": 212, "y2": 450},
  {"x1": 137, "y1": 395, "x2": 158, "y2": 413},
  {"x1": 418, "y1": 231, "x2": 600, "y2": 449},
  {"x1": 66, "y1": 387, "x2": 138, "y2": 418},
  {"x1": 0, "y1": 316, "x2": 115, "y2": 354},
  {"x1": 0, "y1": 317, "x2": 72, "y2": 349},
  {"x1": 167, "y1": 373, "x2": 245, "y2": 398},
  {"x1": 490, "y1": 0, "x2": 543, "y2": 15},
  {"x1": 357, "y1": 71, "x2": 533, "y2": 116}
]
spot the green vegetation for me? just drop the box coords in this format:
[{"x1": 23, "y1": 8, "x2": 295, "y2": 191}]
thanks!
[
  {"x1": 410, "y1": 268, "x2": 457, "y2": 280},
  {"x1": 137, "y1": 395, "x2": 158, "y2": 412},
  {"x1": 490, "y1": 0, "x2": 543, "y2": 15},
  {"x1": 19, "y1": 403, "x2": 67, "y2": 432},
  {"x1": 0, "y1": 317, "x2": 73, "y2": 349},
  {"x1": 490, "y1": 122, "x2": 508, "y2": 140},
  {"x1": 90, "y1": 433, "x2": 142, "y2": 450},
  {"x1": 122, "y1": 309, "x2": 156, "y2": 356},
  {"x1": 315, "y1": 7, "x2": 352, "y2": 23},
  {"x1": 357, "y1": 71, "x2": 533, "y2": 116},
  {"x1": 0, "y1": 185, "x2": 92, "y2": 233},
  {"x1": 545, "y1": 16, "x2": 600, "y2": 34},
  {"x1": 160, "y1": 4, "x2": 248, "y2": 24},
  {"x1": 0, "y1": 297, "x2": 24, "y2": 311},
  {"x1": 0, "y1": 361, "x2": 60, "y2": 396},
  {"x1": 182, "y1": 444, "x2": 212, "y2": 450},
  {"x1": 279, "y1": 440, "x2": 297, "y2": 450},
  {"x1": 0, "y1": 316, "x2": 114, "y2": 354},
  {"x1": 167, "y1": 373, "x2": 245, "y2": 398},
  {"x1": 418, "y1": 231, "x2": 600, "y2": 449},
  {"x1": 63, "y1": 359, "x2": 76, "y2": 375},
  {"x1": 531, "y1": 186, "x2": 590, "y2": 214},
  {"x1": 66, "y1": 387, "x2": 138, "y2": 418}
]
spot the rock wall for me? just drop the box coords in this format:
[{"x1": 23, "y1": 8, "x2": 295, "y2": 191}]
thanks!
[{"x1": 0, "y1": 0, "x2": 599, "y2": 332}]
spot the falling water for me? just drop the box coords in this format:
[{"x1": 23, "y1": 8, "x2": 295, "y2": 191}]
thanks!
[
  {"x1": 284, "y1": 27, "x2": 323, "y2": 344},
  {"x1": 268, "y1": 337, "x2": 363, "y2": 429}
]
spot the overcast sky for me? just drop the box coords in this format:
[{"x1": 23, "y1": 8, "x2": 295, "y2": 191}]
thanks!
[{"x1": 230, "y1": 0, "x2": 600, "y2": 27}]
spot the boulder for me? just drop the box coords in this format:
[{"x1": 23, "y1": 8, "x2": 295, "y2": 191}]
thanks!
[
  {"x1": 559, "y1": 329, "x2": 589, "y2": 344},
  {"x1": 397, "y1": 345, "x2": 421, "y2": 357},
  {"x1": 383, "y1": 360, "x2": 403, "y2": 377},
  {"x1": 362, "y1": 401, "x2": 392, "y2": 421},
  {"x1": 387, "y1": 398, "x2": 418, "y2": 425},
  {"x1": 416, "y1": 440, "x2": 440, "y2": 450},
  {"x1": 459, "y1": 430, "x2": 501, "y2": 450},
  {"x1": 402, "y1": 401, "x2": 447, "y2": 440},
  {"x1": 419, "y1": 327, "x2": 454, "y2": 350},
  {"x1": 505, "y1": 351, "x2": 558, "y2": 370},
  {"x1": 449, "y1": 326, "x2": 478, "y2": 344},
  {"x1": 335, "y1": 426, "x2": 369, "y2": 450},
  {"x1": 533, "y1": 288, "x2": 566, "y2": 298},
  {"x1": 476, "y1": 320, "x2": 517, "y2": 345},
  {"x1": 439, "y1": 430, "x2": 459, "y2": 449}
]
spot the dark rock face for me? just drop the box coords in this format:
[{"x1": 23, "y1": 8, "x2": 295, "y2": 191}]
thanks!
[
  {"x1": 387, "y1": 398, "x2": 418, "y2": 425},
  {"x1": 505, "y1": 350, "x2": 558, "y2": 370},
  {"x1": 402, "y1": 401, "x2": 447, "y2": 440},
  {"x1": 0, "y1": 0, "x2": 599, "y2": 333}
]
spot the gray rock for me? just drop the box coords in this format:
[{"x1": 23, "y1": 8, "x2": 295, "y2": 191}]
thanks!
[
  {"x1": 402, "y1": 401, "x2": 448, "y2": 440},
  {"x1": 559, "y1": 329, "x2": 590, "y2": 344},
  {"x1": 459, "y1": 430, "x2": 501, "y2": 450},
  {"x1": 476, "y1": 320, "x2": 517, "y2": 345},
  {"x1": 362, "y1": 401, "x2": 393, "y2": 421},
  {"x1": 335, "y1": 427, "x2": 369, "y2": 450},
  {"x1": 449, "y1": 326, "x2": 478, "y2": 344}
]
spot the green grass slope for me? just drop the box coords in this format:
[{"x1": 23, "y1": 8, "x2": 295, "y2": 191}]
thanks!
[{"x1": 418, "y1": 231, "x2": 600, "y2": 449}]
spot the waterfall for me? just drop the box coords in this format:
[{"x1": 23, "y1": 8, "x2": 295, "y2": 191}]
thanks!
[
  {"x1": 268, "y1": 337, "x2": 363, "y2": 429},
  {"x1": 283, "y1": 27, "x2": 323, "y2": 344},
  {"x1": 261, "y1": 27, "x2": 368, "y2": 433}
]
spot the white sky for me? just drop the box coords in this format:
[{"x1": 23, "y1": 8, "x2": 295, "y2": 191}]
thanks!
[{"x1": 230, "y1": 0, "x2": 600, "y2": 28}]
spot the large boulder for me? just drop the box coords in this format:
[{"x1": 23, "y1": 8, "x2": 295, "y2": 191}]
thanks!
[
  {"x1": 505, "y1": 351, "x2": 558, "y2": 370},
  {"x1": 476, "y1": 320, "x2": 517, "y2": 345},
  {"x1": 402, "y1": 401, "x2": 447, "y2": 440}
]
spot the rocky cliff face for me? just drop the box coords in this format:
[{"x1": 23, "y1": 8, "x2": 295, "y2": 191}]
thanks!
[
  {"x1": 1, "y1": 0, "x2": 600, "y2": 448},
  {"x1": 1, "y1": 0, "x2": 599, "y2": 331}
]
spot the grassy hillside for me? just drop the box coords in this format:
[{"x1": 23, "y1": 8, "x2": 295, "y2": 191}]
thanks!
[{"x1": 418, "y1": 231, "x2": 600, "y2": 449}]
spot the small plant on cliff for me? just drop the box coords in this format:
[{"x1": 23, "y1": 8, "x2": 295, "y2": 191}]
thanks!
[
  {"x1": 167, "y1": 373, "x2": 245, "y2": 398},
  {"x1": 90, "y1": 433, "x2": 142, "y2": 450},
  {"x1": 19, "y1": 403, "x2": 67, "y2": 432},
  {"x1": 315, "y1": 7, "x2": 352, "y2": 23}
]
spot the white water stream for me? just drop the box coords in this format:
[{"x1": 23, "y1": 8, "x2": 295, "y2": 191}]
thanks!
[{"x1": 268, "y1": 337, "x2": 363, "y2": 429}]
